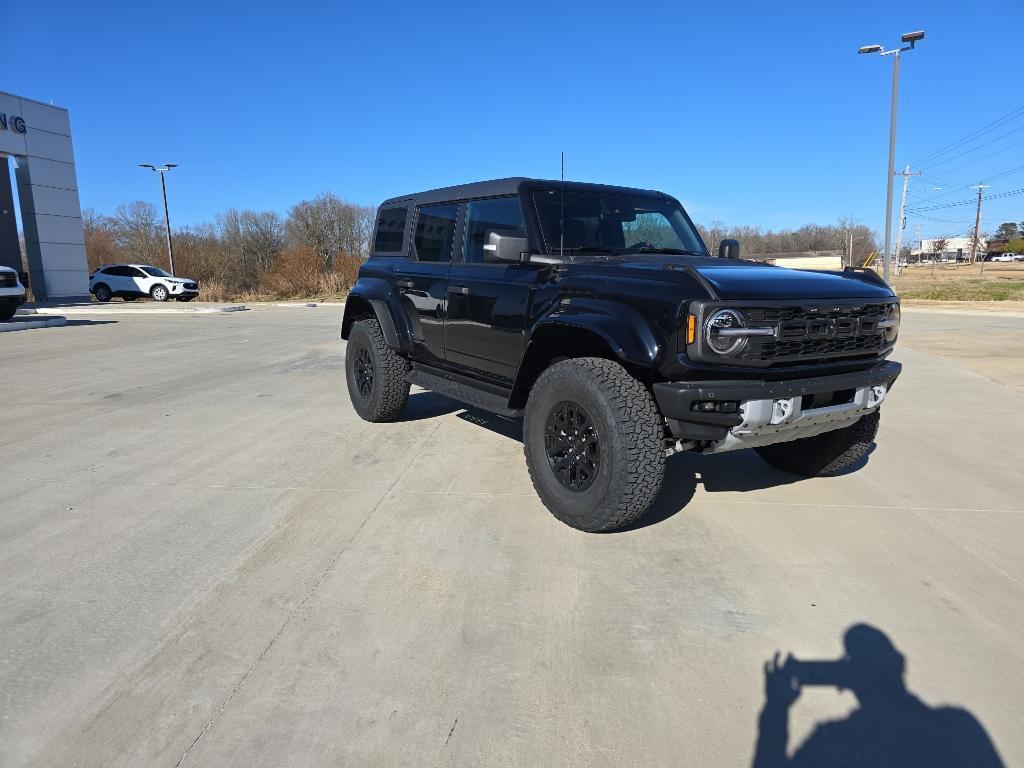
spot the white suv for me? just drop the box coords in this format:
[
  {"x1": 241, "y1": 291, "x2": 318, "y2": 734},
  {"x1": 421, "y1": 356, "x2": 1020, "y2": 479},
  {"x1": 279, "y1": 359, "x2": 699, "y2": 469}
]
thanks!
[
  {"x1": 0, "y1": 266, "x2": 27, "y2": 321},
  {"x1": 89, "y1": 264, "x2": 199, "y2": 303}
]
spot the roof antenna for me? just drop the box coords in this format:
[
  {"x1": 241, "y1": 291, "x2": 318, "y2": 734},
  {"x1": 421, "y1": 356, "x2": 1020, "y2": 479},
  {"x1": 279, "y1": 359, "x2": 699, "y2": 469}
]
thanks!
[{"x1": 559, "y1": 150, "x2": 566, "y2": 261}]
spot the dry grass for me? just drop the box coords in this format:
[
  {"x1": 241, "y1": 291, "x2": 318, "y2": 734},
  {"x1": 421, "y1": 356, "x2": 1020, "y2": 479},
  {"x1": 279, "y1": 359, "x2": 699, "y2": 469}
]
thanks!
[{"x1": 892, "y1": 263, "x2": 1024, "y2": 302}]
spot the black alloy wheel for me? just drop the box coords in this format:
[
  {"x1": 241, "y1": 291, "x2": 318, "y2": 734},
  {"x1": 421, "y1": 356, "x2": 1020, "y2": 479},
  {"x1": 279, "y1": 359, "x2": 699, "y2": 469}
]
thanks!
[
  {"x1": 354, "y1": 345, "x2": 374, "y2": 400},
  {"x1": 544, "y1": 401, "x2": 601, "y2": 491}
]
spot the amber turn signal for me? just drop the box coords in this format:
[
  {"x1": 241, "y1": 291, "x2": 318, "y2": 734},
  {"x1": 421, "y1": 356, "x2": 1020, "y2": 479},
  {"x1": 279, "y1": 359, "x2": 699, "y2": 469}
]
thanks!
[{"x1": 686, "y1": 314, "x2": 696, "y2": 344}]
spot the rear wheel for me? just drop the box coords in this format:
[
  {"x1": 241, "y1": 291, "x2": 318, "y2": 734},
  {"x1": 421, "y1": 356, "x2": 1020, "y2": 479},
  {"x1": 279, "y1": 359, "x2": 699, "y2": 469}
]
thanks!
[
  {"x1": 345, "y1": 319, "x2": 410, "y2": 422},
  {"x1": 123, "y1": 295, "x2": 137, "y2": 302},
  {"x1": 150, "y1": 284, "x2": 169, "y2": 302},
  {"x1": 523, "y1": 358, "x2": 665, "y2": 532},
  {"x1": 755, "y1": 410, "x2": 880, "y2": 476},
  {"x1": 94, "y1": 284, "x2": 112, "y2": 303}
]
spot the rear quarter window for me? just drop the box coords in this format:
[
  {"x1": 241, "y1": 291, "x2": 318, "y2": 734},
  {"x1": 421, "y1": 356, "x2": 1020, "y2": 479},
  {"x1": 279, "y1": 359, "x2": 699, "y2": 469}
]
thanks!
[{"x1": 373, "y1": 207, "x2": 408, "y2": 254}]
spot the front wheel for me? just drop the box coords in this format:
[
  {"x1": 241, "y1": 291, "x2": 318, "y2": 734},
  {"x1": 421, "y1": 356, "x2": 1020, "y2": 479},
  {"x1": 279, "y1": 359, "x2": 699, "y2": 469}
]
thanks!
[
  {"x1": 0, "y1": 304, "x2": 17, "y2": 321},
  {"x1": 523, "y1": 358, "x2": 665, "y2": 532},
  {"x1": 755, "y1": 411, "x2": 880, "y2": 476},
  {"x1": 345, "y1": 319, "x2": 410, "y2": 422},
  {"x1": 150, "y1": 284, "x2": 169, "y2": 302}
]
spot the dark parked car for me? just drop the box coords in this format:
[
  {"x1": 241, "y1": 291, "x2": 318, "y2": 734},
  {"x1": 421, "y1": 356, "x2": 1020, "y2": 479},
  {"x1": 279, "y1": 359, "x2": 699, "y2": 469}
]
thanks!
[{"x1": 342, "y1": 178, "x2": 901, "y2": 531}]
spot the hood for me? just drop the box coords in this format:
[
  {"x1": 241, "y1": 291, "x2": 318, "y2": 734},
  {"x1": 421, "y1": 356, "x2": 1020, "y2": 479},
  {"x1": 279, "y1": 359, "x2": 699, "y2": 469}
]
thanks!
[
  {"x1": 694, "y1": 262, "x2": 895, "y2": 301},
  {"x1": 561, "y1": 254, "x2": 895, "y2": 301}
]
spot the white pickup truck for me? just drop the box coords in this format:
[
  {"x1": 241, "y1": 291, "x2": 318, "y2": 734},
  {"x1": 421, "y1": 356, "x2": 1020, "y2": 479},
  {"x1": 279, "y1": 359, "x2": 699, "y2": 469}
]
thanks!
[{"x1": 0, "y1": 265, "x2": 27, "y2": 321}]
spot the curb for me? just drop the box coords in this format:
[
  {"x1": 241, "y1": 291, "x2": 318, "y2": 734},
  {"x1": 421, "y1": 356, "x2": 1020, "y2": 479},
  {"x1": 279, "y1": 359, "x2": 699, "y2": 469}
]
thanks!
[
  {"x1": 0, "y1": 316, "x2": 68, "y2": 332},
  {"x1": 26, "y1": 305, "x2": 248, "y2": 315}
]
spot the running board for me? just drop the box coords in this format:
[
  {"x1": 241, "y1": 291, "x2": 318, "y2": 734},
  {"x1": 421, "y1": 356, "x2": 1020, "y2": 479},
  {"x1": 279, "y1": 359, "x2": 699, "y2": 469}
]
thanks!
[{"x1": 406, "y1": 367, "x2": 522, "y2": 418}]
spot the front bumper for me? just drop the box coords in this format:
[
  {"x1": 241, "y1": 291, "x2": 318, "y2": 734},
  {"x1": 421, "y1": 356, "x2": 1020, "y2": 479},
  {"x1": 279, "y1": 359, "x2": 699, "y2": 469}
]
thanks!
[{"x1": 653, "y1": 361, "x2": 902, "y2": 450}]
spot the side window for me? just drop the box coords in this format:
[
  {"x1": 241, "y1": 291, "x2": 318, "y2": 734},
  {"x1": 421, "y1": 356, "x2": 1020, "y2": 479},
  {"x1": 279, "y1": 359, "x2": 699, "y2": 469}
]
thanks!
[
  {"x1": 373, "y1": 207, "x2": 408, "y2": 254},
  {"x1": 464, "y1": 198, "x2": 526, "y2": 264},
  {"x1": 413, "y1": 203, "x2": 459, "y2": 263},
  {"x1": 129, "y1": 267, "x2": 148, "y2": 278},
  {"x1": 107, "y1": 266, "x2": 130, "y2": 276}
]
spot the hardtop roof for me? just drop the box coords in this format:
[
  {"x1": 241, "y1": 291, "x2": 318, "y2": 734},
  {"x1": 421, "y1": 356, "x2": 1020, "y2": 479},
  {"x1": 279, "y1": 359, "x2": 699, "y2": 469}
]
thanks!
[{"x1": 380, "y1": 178, "x2": 668, "y2": 208}]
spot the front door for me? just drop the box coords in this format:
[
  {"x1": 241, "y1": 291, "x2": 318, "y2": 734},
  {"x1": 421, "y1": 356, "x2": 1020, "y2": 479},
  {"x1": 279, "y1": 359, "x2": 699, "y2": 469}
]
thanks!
[
  {"x1": 394, "y1": 202, "x2": 458, "y2": 365},
  {"x1": 444, "y1": 197, "x2": 541, "y2": 382}
]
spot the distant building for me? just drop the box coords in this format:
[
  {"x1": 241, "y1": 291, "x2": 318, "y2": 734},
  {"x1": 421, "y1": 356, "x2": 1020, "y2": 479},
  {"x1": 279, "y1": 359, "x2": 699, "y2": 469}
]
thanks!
[
  {"x1": 986, "y1": 239, "x2": 1010, "y2": 255},
  {"x1": 911, "y1": 236, "x2": 986, "y2": 261}
]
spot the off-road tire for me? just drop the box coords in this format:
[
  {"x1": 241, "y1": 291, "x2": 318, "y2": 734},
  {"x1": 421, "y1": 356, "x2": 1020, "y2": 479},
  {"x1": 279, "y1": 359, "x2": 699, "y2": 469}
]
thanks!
[
  {"x1": 93, "y1": 284, "x2": 112, "y2": 303},
  {"x1": 150, "y1": 285, "x2": 169, "y2": 302},
  {"x1": 755, "y1": 410, "x2": 881, "y2": 477},
  {"x1": 345, "y1": 319, "x2": 410, "y2": 422},
  {"x1": 523, "y1": 357, "x2": 665, "y2": 532}
]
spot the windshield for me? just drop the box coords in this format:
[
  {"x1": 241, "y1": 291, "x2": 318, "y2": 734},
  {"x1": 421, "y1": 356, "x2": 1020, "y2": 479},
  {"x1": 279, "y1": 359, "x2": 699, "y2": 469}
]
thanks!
[
  {"x1": 141, "y1": 266, "x2": 172, "y2": 277},
  {"x1": 533, "y1": 190, "x2": 707, "y2": 256}
]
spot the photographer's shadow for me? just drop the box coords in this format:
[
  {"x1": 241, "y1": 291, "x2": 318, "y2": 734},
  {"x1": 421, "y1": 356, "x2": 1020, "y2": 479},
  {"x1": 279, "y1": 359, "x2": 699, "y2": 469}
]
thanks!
[{"x1": 752, "y1": 624, "x2": 1005, "y2": 767}]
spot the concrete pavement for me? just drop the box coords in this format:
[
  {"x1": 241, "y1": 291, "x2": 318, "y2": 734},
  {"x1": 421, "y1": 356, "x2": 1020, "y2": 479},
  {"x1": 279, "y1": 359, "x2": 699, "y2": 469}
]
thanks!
[{"x1": 1, "y1": 306, "x2": 1021, "y2": 766}]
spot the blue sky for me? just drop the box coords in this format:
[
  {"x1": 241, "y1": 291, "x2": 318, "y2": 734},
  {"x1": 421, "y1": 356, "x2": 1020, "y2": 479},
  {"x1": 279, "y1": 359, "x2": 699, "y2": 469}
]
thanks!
[{"x1": 6, "y1": 0, "x2": 1023, "y2": 242}]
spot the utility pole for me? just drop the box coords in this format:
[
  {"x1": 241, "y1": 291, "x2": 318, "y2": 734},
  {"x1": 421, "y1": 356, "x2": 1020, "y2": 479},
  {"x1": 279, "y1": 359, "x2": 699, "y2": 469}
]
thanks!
[
  {"x1": 972, "y1": 183, "x2": 989, "y2": 273},
  {"x1": 892, "y1": 165, "x2": 921, "y2": 276}
]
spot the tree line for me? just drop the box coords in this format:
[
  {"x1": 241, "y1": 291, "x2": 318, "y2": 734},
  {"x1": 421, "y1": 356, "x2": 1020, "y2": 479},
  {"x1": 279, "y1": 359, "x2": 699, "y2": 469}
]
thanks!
[
  {"x1": 697, "y1": 218, "x2": 878, "y2": 266},
  {"x1": 83, "y1": 195, "x2": 880, "y2": 300},
  {"x1": 83, "y1": 193, "x2": 375, "y2": 301}
]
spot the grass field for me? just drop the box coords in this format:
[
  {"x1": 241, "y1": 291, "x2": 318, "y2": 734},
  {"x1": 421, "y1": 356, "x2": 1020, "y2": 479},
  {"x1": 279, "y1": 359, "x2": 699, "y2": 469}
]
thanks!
[{"x1": 891, "y1": 263, "x2": 1024, "y2": 301}]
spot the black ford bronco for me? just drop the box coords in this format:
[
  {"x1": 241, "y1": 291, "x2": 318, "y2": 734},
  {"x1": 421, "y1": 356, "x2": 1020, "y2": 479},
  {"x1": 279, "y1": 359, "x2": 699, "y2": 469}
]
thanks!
[{"x1": 342, "y1": 178, "x2": 901, "y2": 532}]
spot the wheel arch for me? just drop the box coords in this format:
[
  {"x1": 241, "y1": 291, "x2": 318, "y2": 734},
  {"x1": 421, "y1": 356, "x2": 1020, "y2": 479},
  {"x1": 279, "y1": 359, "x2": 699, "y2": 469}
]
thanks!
[
  {"x1": 341, "y1": 278, "x2": 411, "y2": 351},
  {"x1": 511, "y1": 313, "x2": 659, "y2": 408}
]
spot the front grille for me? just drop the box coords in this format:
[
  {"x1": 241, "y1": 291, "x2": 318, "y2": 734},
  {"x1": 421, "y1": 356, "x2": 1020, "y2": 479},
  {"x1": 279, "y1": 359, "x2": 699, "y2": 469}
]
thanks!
[
  {"x1": 739, "y1": 303, "x2": 888, "y2": 364},
  {"x1": 691, "y1": 301, "x2": 894, "y2": 367},
  {"x1": 183, "y1": 282, "x2": 198, "y2": 290}
]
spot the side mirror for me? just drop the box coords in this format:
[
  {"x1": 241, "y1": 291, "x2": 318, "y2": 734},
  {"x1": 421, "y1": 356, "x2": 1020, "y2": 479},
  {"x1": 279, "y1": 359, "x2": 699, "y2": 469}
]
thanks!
[
  {"x1": 486, "y1": 232, "x2": 531, "y2": 262},
  {"x1": 718, "y1": 238, "x2": 740, "y2": 259}
]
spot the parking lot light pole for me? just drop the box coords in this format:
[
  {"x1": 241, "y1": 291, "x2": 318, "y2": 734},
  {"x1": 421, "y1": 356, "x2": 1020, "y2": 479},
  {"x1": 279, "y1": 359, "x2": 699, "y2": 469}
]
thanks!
[
  {"x1": 138, "y1": 163, "x2": 179, "y2": 276},
  {"x1": 858, "y1": 30, "x2": 925, "y2": 283}
]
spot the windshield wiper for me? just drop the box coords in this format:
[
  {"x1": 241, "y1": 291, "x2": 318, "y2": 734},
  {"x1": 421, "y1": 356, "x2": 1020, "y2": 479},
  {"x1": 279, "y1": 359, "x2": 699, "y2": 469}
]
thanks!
[
  {"x1": 554, "y1": 246, "x2": 620, "y2": 254},
  {"x1": 636, "y1": 246, "x2": 705, "y2": 256}
]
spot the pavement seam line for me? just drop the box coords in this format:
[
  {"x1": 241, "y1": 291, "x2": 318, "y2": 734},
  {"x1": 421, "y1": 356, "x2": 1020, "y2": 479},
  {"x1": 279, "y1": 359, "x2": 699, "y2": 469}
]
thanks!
[{"x1": 174, "y1": 419, "x2": 444, "y2": 767}]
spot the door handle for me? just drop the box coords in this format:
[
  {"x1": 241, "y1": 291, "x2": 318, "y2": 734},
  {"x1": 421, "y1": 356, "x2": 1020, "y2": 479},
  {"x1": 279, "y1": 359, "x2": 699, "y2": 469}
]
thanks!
[
  {"x1": 397, "y1": 279, "x2": 414, "y2": 288},
  {"x1": 449, "y1": 285, "x2": 469, "y2": 295}
]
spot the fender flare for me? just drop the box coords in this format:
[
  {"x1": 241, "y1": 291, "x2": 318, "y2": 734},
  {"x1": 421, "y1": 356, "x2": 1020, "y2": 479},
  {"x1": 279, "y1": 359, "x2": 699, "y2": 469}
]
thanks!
[
  {"x1": 512, "y1": 298, "x2": 664, "y2": 402},
  {"x1": 341, "y1": 277, "x2": 413, "y2": 352}
]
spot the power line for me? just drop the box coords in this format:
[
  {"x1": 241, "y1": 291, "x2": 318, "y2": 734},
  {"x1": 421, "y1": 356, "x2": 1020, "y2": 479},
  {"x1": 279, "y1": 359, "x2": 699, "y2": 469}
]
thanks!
[
  {"x1": 906, "y1": 163, "x2": 1024, "y2": 206},
  {"x1": 906, "y1": 187, "x2": 1024, "y2": 212},
  {"x1": 919, "y1": 122, "x2": 1024, "y2": 171},
  {"x1": 906, "y1": 103, "x2": 1024, "y2": 167},
  {"x1": 933, "y1": 137, "x2": 1024, "y2": 176}
]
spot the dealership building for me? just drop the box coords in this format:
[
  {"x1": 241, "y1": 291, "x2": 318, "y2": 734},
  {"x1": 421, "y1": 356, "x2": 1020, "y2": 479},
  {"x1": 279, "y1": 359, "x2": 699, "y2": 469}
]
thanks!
[{"x1": 0, "y1": 91, "x2": 89, "y2": 300}]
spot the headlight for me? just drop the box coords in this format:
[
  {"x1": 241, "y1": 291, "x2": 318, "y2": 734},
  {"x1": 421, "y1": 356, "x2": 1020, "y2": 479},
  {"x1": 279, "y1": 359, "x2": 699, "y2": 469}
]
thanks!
[
  {"x1": 704, "y1": 308, "x2": 748, "y2": 356},
  {"x1": 881, "y1": 303, "x2": 900, "y2": 343}
]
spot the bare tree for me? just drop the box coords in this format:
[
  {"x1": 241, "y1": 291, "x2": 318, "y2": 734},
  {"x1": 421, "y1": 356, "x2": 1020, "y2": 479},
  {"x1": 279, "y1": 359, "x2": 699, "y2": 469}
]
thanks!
[
  {"x1": 217, "y1": 209, "x2": 285, "y2": 274},
  {"x1": 81, "y1": 208, "x2": 119, "y2": 271},
  {"x1": 286, "y1": 192, "x2": 372, "y2": 270},
  {"x1": 110, "y1": 201, "x2": 163, "y2": 265}
]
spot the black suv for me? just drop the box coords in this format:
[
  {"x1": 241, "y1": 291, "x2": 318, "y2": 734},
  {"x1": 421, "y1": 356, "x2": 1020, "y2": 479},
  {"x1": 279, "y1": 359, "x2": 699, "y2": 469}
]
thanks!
[{"x1": 342, "y1": 178, "x2": 901, "y2": 532}]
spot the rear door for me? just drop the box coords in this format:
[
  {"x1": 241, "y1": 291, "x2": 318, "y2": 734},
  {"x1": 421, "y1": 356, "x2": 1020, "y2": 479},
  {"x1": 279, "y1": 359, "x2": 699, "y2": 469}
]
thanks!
[
  {"x1": 393, "y1": 203, "x2": 457, "y2": 365},
  {"x1": 104, "y1": 265, "x2": 133, "y2": 293},
  {"x1": 444, "y1": 197, "x2": 542, "y2": 382}
]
